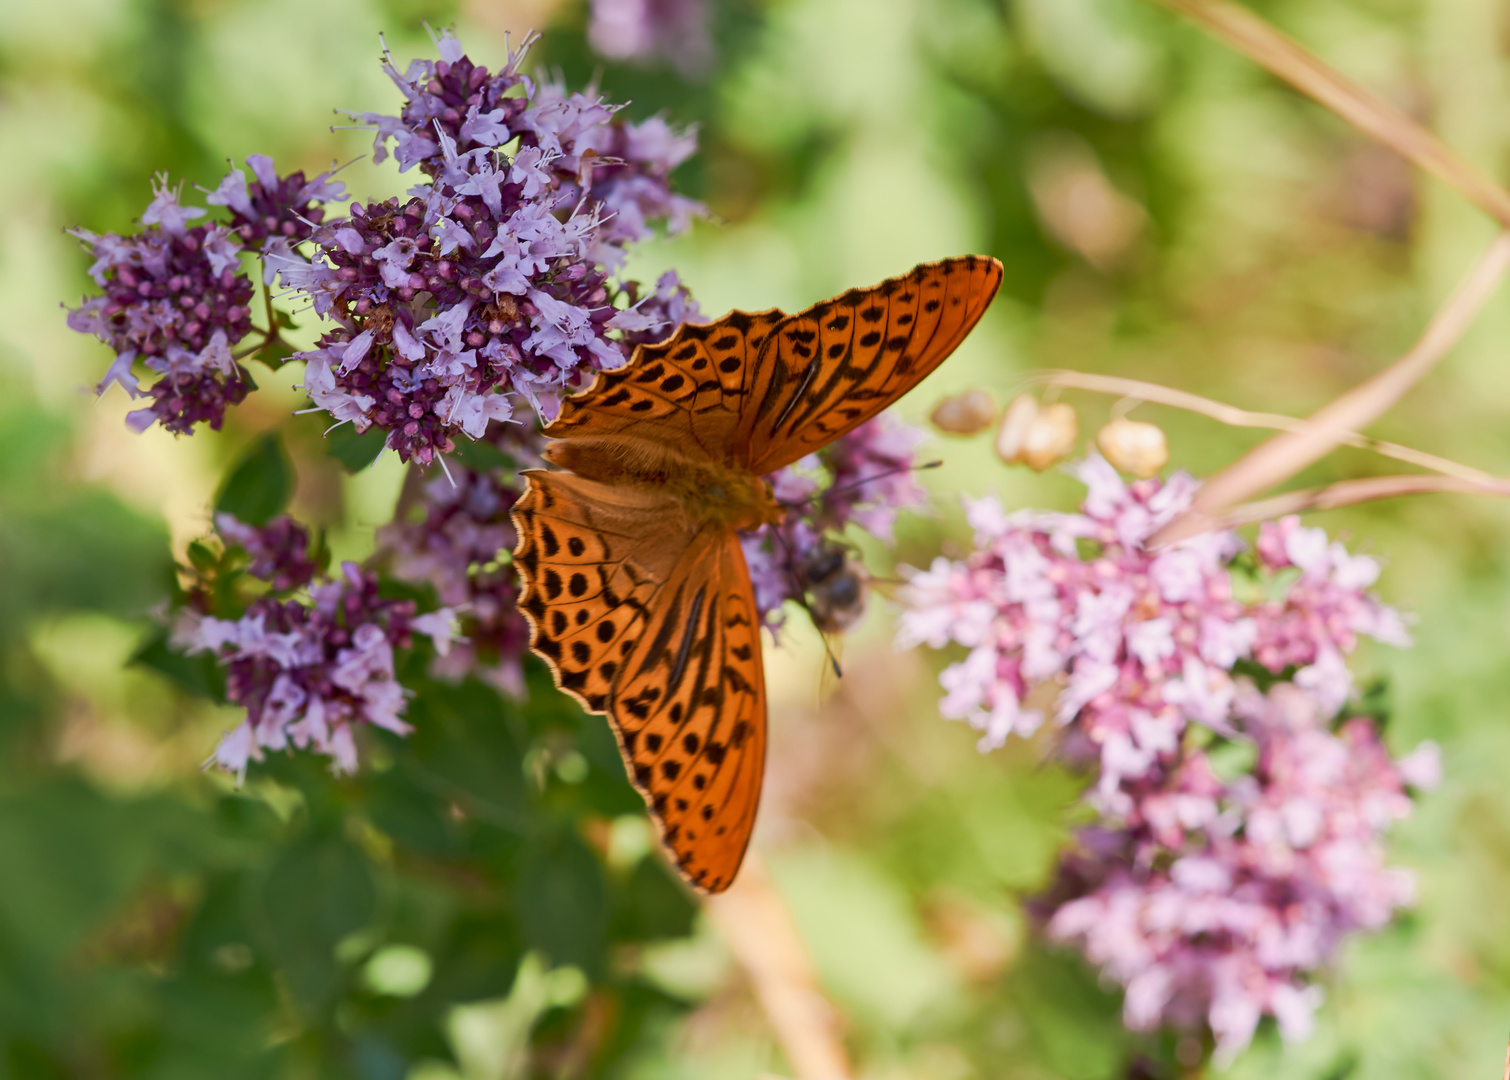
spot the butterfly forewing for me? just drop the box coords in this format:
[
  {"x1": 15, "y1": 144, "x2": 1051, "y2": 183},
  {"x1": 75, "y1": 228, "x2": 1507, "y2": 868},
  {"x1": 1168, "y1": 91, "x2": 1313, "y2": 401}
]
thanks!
[
  {"x1": 512, "y1": 472, "x2": 766, "y2": 894},
  {"x1": 545, "y1": 310, "x2": 787, "y2": 464},
  {"x1": 738, "y1": 255, "x2": 1003, "y2": 474}
]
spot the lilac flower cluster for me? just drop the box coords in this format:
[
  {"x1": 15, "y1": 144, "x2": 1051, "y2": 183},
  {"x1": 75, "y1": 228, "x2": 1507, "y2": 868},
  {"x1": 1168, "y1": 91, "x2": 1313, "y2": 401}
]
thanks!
[
  {"x1": 206, "y1": 153, "x2": 347, "y2": 251},
  {"x1": 897, "y1": 454, "x2": 1435, "y2": 1060},
  {"x1": 67, "y1": 180, "x2": 254, "y2": 435},
  {"x1": 741, "y1": 414, "x2": 928, "y2": 633},
  {"x1": 178, "y1": 516, "x2": 457, "y2": 778},
  {"x1": 67, "y1": 164, "x2": 346, "y2": 435},
  {"x1": 377, "y1": 428, "x2": 545, "y2": 697},
  {"x1": 215, "y1": 513, "x2": 319, "y2": 592},
  {"x1": 283, "y1": 31, "x2": 705, "y2": 463},
  {"x1": 588, "y1": 0, "x2": 714, "y2": 78}
]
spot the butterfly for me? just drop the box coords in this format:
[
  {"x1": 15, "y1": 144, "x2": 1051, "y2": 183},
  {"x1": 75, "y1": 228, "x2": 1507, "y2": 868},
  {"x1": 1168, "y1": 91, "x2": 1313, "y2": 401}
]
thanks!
[{"x1": 510, "y1": 255, "x2": 1003, "y2": 893}]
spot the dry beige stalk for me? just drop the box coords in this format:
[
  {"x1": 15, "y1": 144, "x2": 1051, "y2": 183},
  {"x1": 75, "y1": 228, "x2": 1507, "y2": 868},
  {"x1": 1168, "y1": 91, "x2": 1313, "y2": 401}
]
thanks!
[
  {"x1": 1201, "y1": 474, "x2": 1510, "y2": 533},
  {"x1": 1149, "y1": 0, "x2": 1510, "y2": 227},
  {"x1": 705, "y1": 854, "x2": 852, "y2": 1080},
  {"x1": 1151, "y1": 231, "x2": 1510, "y2": 545},
  {"x1": 1032, "y1": 370, "x2": 1497, "y2": 484}
]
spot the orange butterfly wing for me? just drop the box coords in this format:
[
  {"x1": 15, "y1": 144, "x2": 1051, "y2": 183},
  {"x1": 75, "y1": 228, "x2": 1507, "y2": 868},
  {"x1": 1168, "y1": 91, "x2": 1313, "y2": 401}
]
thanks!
[
  {"x1": 737, "y1": 255, "x2": 1003, "y2": 474},
  {"x1": 512, "y1": 470, "x2": 766, "y2": 894},
  {"x1": 543, "y1": 310, "x2": 786, "y2": 460}
]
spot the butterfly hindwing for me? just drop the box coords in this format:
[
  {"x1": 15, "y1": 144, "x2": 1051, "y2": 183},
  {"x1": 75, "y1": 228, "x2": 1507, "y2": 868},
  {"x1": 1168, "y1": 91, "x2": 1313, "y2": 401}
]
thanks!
[
  {"x1": 610, "y1": 527, "x2": 766, "y2": 894},
  {"x1": 545, "y1": 310, "x2": 787, "y2": 463},
  {"x1": 512, "y1": 471, "x2": 766, "y2": 894},
  {"x1": 513, "y1": 471, "x2": 683, "y2": 714},
  {"x1": 738, "y1": 255, "x2": 1003, "y2": 474}
]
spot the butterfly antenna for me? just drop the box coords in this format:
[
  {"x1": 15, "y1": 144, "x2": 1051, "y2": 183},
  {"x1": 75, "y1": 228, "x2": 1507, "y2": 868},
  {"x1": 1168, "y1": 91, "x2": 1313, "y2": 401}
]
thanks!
[{"x1": 780, "y1": 460, "x2": 944, "y2": 509}]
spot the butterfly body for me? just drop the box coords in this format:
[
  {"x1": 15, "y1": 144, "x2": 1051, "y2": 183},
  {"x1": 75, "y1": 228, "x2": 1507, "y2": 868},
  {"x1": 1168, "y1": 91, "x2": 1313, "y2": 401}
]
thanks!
[
  {"x1": 512, "y1": 255, "x2": 1003, "y2": 892},
  {"x1": 543, "y1": 437, "x2": 785, "y2": 533}
]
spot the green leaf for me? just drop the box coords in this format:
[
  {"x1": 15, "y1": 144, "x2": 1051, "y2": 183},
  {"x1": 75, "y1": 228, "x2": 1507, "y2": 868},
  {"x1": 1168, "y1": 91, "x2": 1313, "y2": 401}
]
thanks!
[
  {"x1": 325, "y1": 424, "x2": 387, "y2": 472},
  {"x1": 611, "y1": 857, "x2": 697, "y2": 943},
  {"x1": 447, "y1": 438, "x2": 516, "y2": 475},
  {"x1": 255, "y1": 337, "x2": 297, "y2": 369},
  {"x1": 187, "y1": 539, "x2": 218, "y2": 571},
  {"x1": 215, "y1": 434, "x2": 292, "y2": 526},
  {"x1": 516, "y1": 825, "x2": 608, "y2": 975},
  {"x1": 130, "y1": 627, "x2": 225, "y2": 700},
  {"x1": 252, "y1": 835, "x2": 377, "y2": 1012}
]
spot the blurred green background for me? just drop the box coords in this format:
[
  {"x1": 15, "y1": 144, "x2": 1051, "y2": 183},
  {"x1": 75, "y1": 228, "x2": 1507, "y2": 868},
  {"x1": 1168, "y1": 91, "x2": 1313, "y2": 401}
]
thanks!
[{"x1": 4, "y1": 0, "x2": 1510, "y2": 1076}]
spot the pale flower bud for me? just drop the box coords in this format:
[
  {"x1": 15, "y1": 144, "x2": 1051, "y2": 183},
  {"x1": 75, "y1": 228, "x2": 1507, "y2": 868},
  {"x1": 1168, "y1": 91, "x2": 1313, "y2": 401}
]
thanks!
[
  {"x1": 1096, "y1": 418, "x2": 1169, "y2": 479},
  {"x1": 997, "y1": 394, "x2": 1078, "y2": 471},
  {"x1": 994, "y1": 394, "x2": 1039, "y2": 463},
  {"x1": 931, "y1": 389, "x2": 998, "y2": 435}
]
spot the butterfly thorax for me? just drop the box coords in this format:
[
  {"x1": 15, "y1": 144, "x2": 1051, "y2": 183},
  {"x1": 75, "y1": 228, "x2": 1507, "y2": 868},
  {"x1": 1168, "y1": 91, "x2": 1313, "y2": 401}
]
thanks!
[{"x1": 543, "y1": 435, "x2": 786, "y2": 533}]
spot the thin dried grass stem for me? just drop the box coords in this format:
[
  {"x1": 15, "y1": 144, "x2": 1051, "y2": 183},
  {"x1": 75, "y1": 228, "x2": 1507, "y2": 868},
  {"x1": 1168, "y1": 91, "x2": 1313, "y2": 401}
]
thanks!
[
  {"x1": 1201, "y1": 474, "x2": 1510, "y2": 533},
  {"x1": 705, "y1": 854, "x2": 852, "y2": 1080},
  {"x1": 1149, "y1": 0, "x2": 1510, "y2": 226},
  {"x1": 1029, "y1": 370, "x2": 1496, "y2": 484},
  {"x1": 1151, "y1": 231, "x2": 1510, "y2": 545}
]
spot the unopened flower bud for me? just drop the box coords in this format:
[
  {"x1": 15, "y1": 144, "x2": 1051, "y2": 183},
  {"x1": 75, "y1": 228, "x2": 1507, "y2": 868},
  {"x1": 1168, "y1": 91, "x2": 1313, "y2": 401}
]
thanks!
[
  {"x1": 996, "y1": 395, "x2": 1078, "y2": 471},
  {"x1": 930, "y1": 389, "x2": 998, "y2": 435},
  {"x1": 1096, "y1": 418, "x2": 1169, "y2": 479}
]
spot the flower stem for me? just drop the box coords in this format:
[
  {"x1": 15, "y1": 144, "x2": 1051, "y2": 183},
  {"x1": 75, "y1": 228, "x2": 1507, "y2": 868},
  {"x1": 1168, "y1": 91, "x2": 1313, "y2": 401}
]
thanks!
[
  {"x1": 705, "y1": 854, "x2": 852, "y2": 1080},
  {"x1": 1151, "y1": 232, "x2": 1510, "y2": 545},
  {"x1": 229, "y1": 271, "x2": 292, "y2": 363},
  {"x1": 1147, "y1": 0, "x2": 1510, "y2": 226},
  {"x1": 1031, "y1": 370, "x2": 1498, "y2": 484}
]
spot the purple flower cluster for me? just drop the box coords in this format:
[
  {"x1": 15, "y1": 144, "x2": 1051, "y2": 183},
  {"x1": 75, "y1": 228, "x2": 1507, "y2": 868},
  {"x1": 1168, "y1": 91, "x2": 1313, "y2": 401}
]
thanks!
[
  {"x1": 67, "y1": 165, "x2": 346, "y2": 435},
  {"x1": 178, "y1": 517, "x2": 457, "y2": 778},
  {"x1": 742, "y1": 414, "x2": 928, "y2": 634},
  {"x1": 67, "y1": 180, "x2": 254, "y2": 435},
  {"x1": 216, "y1": 513, "x2": 319, "y2": 592},
  {"x1": 377, "y1": 428, "x2": 545, "y2": 697},
  {"x1": 284, "y1": 31, "x2": 705, "y2": 463},
  {"x1": 206, "y1": 153, "x2": 347, "y2": 251},
  {"x1": 588, "y1": 0, "x2": 714, "y2": 78},
  {"x1": 897, "y1": 454, "x2": 1434, "y2": 1060}
]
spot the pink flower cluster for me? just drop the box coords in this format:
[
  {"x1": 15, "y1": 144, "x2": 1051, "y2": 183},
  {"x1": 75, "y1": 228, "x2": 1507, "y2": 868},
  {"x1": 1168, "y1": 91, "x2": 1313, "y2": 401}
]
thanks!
[
  {"x1": 898, "y1": 454, "x2": 1436, "y2": 1060},
  {"x1": 1043, "y1": 683, "x2": 1438, "y2": 1063},
  {"x1": 741, "y1": 413, "x2": 928, "y2": 633},
  {"x1": 178, "y1": 517, "x2": 457, "y2": 778}
]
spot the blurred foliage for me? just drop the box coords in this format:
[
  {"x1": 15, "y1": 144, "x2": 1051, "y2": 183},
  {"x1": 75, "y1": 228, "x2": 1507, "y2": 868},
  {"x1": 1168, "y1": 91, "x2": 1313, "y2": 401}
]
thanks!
[
  {"x1": 0, "y1": 379, "x2": 697, "y2": 1078},
  {"x1": 8, "y1": 0, "x2": 1510, "y2": 1077}
]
